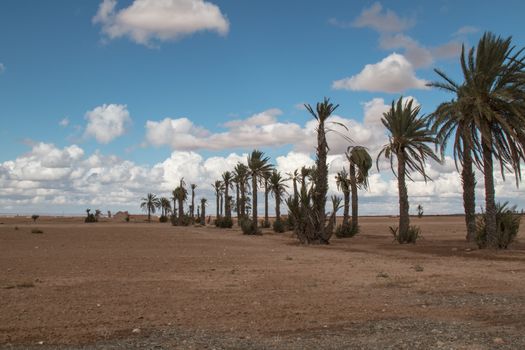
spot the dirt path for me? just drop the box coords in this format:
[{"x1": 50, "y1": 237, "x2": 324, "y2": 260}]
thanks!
[{"x1": 1, "y1": 216, "x2": 524, "y2": 349}]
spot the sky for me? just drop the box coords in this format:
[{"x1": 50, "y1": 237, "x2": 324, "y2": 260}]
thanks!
[{"x1": 1, "y1": 0, "x2": 525, "y2": 216}]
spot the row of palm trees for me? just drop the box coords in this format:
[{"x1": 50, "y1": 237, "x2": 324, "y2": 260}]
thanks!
[{"x1": 139, "y1": 31, "x2": 523, "y2": 249}]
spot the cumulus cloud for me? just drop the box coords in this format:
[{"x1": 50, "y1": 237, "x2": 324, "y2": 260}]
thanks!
[
  {"x1": 2, "y1": 142, "x2": 525, "y2": 216},
  {"x1": 332, "y1": 53, "x2": 428, "y2": 93},
  {"x1": 93, "y1": 0, "x2": 229, "y2": 46},
  {"x1": 351, "y1": 2, "x2": 414, "y2": 33},
  {"x1": 84, "y1": 104, "x2": 131, "y2": 144},
  {"x1": 145, "y1": 109, "x2": 305, "y2": 151}
]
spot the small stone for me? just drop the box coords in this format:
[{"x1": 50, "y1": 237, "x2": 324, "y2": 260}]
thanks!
[
  {"x1": 37, "y1": 341, "x2": 44, "y2": 345},
  {"x1": 493, "y1": 337, "x2": 504, "y2": 344},
  {"x1": 436, "y1": 340, "x2": 445, "y2": 347},
  {"x1": 132, "y1": 328, "x2": 141, "y2": 334},
  {"x1": 451, "y1": 247, "x2": 458, "y2": 252}
]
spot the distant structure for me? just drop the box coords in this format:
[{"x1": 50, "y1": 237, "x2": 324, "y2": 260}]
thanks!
[
  {"x1": 107, "y1": 210, "x2": 112, "y2": 218},
  {"x1": 113, "y1": 211, "x2": 129, "y2": 221}
]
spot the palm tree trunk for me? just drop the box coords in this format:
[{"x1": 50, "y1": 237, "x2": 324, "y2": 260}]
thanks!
[
  {"x1": 252, "y1": 175, "x2": 258, "y2": 229},
  {"x1": 349, "y1": 163, "x2": 358, "y2": 231},
  {"x1": 342, "y1": 191, "x2": 350, "y2": 226},
  {"x1": 293, "y1": 179, "x2": 298, "y2": 198},
  {"x1": 220, "y1": 195, "x2": 223, "y2": 217},
  {"x1": 264, "y1": 179, "x2": 269, "y2": 225},
  {"x1": 225, "y1": 185, "x2": 230, "y2": 219},
  {"x1": 191, "y1": 190, "x2": 195, "y2": 220},
  {"x1": 178, "y1": 198, "x2": 183, "y2": 219},
  {"x1": 461, "y1": 143, "x2": 477, "y2": 242},
  {"x1": 275, "y1": 196, "x2": 281, "y2": 221},
  {"x1": 482, "y1": 140, "x2": 498, "y2": 247},
  {"x1": 148, "y1": 208, "x2": 151, "y2": 222},
  {"x1": 215, "y1": 192, "x2": 220, "y2": 219},
  {"x1": 240, "y1": 183, "x2": 246, "y2": 221},
  {"x1": 201, "y1": 202, "x2": 206, "y2": 225},
  {"x1": 315, "y1": 120, "x2": 328, "y2": 242},
  {"x1": 236, "y1": 183, "x2": 240, "y2": 224},
  {"x1": 397, "y1": 152, "x2": 410, "y2": 234},
  {"x1": 173, "y1": 198, "x2": 177, "y2": 219}
]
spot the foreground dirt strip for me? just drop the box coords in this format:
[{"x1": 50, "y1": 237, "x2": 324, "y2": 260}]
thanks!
[{"x1": 1, "y1": 216, "x2": 524, "y2": 349}]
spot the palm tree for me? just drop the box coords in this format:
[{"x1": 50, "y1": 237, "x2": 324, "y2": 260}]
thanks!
[
  {"x1": 233, "y1": 163, "x2": 250, "y2": 223},
  {"x1": 174, "y1": 178, "x2": 188, "y2": 220},
  {"x1": 335, "y1": 168, "x2": 351, "y2": 227},
  {"x1": 305, "y1": 97, "x2": 340, "y2": 243},
  {"x1": 269, "y1": 170, "x2": 288, "y2": 222},
  {"x1": 299, "y1": 166, "x2": 313, "y2": 194},
  {"x1": 212, "y1": 180, "x2": 224, "y2": 220},
  {"x1": 262, "y1": 169, "x2": 273, "y2": 227},
  {"x1": 200, "y1": 198, "x2": 207, "y2": 225},
  {"x1": 160, "y1": 197, "x2": 172, "y2": 217},
  {"x1": 377, "y1": 97, "x2": 440, "y2": 236},
  {"x1": 432, "y1": 32, "x2": 525, "y2": 247},
  {"x1": 171, "y1": 189, "x2": 178, "y2": 220},
  {"x1": 140, "y1": 193, "x2": 161, "y2": 222},
  {"x1": 190, "y1": 184, "x2": 197, "y2": 221},
  {"x1": 346, "y1": 146, "x2": 372, "y2": 232},
  {"x1": 222, "y1": 171, "x2": 234, "y2": 219},
  {"x1": 429, "y1": 95, "x2": 477, "y2": 241},
  {"x1": 286, "y1": 169, "x2": 300, "y2": 198},
  {"x1": 247, "y1": 149, "x2": 273, "y2": 232}
]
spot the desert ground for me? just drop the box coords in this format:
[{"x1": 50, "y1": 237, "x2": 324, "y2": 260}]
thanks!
[{"x1": 1, "y1": 215, "x2": 524, "y2": 349}]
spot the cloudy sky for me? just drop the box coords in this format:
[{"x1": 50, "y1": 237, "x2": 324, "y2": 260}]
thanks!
[{"x1": 1, "y1": 0, "x2": 524, "y2": 216}]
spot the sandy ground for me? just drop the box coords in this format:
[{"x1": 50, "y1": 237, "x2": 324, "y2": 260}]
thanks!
[{"x1": 1, "y1": 215, "x2": 525, "y2": 349}]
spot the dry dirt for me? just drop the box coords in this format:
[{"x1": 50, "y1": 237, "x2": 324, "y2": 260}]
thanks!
[{"x1": 1, "y1": 215, "x2": 525, "y2": 349}]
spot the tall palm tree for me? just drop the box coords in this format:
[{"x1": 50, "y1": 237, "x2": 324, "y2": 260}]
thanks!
[
  {"x1": 377, "y1": 97, "x2": 440, "y2": 236},
  {"x1": 346, "y1": 146, "x2": 372, "y2": 232},
  {"x1": 200, "y1": 198, "x2": 207, "y2": 225},
  {"x1": 286, "y1": 169, "x2": 300, "y2": 198},
  {"x1": 335, "y1": 168, "x2": 351, "y2": 227},
  {"x1": 160, "y1": 197, "x2": 172, "y2": 217},
  {"x1": 212, "y1": 180, "x2": 224, "y2": 219},
  {"x1": 222, "y1": 171, "x2": 234, "y2": 219},
  {"x1": 233, "y1": 163, "x2": 250, "y2": 223},
  {"x1": 429, "y1": 95, "x2": 478, "y2": 241},
  {"x1": 140, "y1": 193, "x2": 161, "y2": 222},
  {"x1": 299, "y1": 166, "x2": 313, "y2": 194},
  {"x1": 174, "y1": 178, "x2": 188, "y2": 220},
  {"x1": 305, "y1": 97, "x2": 339, "y2": 242},
  {"x1": 269, "y1": 170, "x2": 288, "y2": 222},
  {"x1": 190, "y1": 184, "x2": 197, "y2": 221},
  {"x1": 171, "y1": 189, "x2": 178, "y2": 220},
  {"x1": 247, "y1": 149, "x2": 273, "y2": 232},
  {"x1": 434, "y1": 32, "x2": 525, "y2": 247},
  {"x1": 262, "y1": 169, "x2": 273, "y2": 226}
]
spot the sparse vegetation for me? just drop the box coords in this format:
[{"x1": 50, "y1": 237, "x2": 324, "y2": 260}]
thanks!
[
  {"x1": 85, "y1": 209, "x2": 97, "y2": 223},
  {"x1": 31, "y1": 215, "x2": 39, "y2": 223},
  {"x1": 272, "y1": 219, "x2": 285, "y2": 233},
  {"x1": 476, "y1": 202, "x2": 521, "y2": 249},
  {"x1": 390, "y1": 225, "x2": 421, "y2": 244},
  {"x1": 31, "y1": 228, "x2": 44, "y2": 234},
  {"x1": 335, "y1": 222, "x2": 358, "y2": 238},
  {"x1": 240, "y1": 217, "x2": 259, "y2": 235},
  {"x1": 417, "y1": 204, "x2": 424, "y2": 219},
  {"x1": 215, "y1": 216, "x2": 233, "y2": 228}
]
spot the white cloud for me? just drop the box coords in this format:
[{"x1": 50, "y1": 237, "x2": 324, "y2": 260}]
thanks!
[
  {"x1": 332, "y1": 53, "x2": 428, "y2": 93},
  {"x1": 59, "y1": 117, "x2": 70, "y2": 127},
  {"x1": 145, "y1": 109, "x2": 305, "y2": 151},
  {"x1": 351, "y1": 2, "x2": 415, "y2": 33},
  {"x1": 84, "y1": 104, "x2": 131, "y2": 144},
  {"x1": 2, "y1": 142, "x2": 525, "y2": 216},
  {"x1": 93, "y1": 0, "x2": 229, "y2": 46},
  {"x1": 0, "y1": 63, "x2": 5, "y2": 74}
]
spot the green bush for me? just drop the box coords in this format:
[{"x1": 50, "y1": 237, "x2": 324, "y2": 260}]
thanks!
[
  {"x1": 215, "y1": 216, "x2": 233, "y2": 228},
  {"x1": 390, "y1": 225, "x2": 420, "y2": 244},
  {"x1": 273, "y1": 219, "x2": 285, "y2": 233},
  {"x1": 283, "y1": 215, "x2": 294, "y2": 231},
  {"x1": 159, "y1": 215, "x2": 169, "y2": 223},
  {"x1": 335, "y1": 222, "x2": 358, "y2": 238},
  {"x1": 241, "y1": 218, "x2": 260, "y2": 235},
  {"x1": 171, "y1": 214, "x2": 192, "y2": 226},
  {"x1": 476, "y1": 202, "x2": 521, "y2": 249},
  {"x1": 85, "y1": 214, "x2": 97, "y2": 223}
]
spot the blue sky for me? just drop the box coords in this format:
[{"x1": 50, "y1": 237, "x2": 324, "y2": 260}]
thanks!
[{"x1": 1, "y1": 0, "x2": 524, "y2": 215}]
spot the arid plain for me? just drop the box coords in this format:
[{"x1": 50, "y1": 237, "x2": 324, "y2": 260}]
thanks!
[{"x1": 1, "y1": 216, "x2": 525, "y2": 349}]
